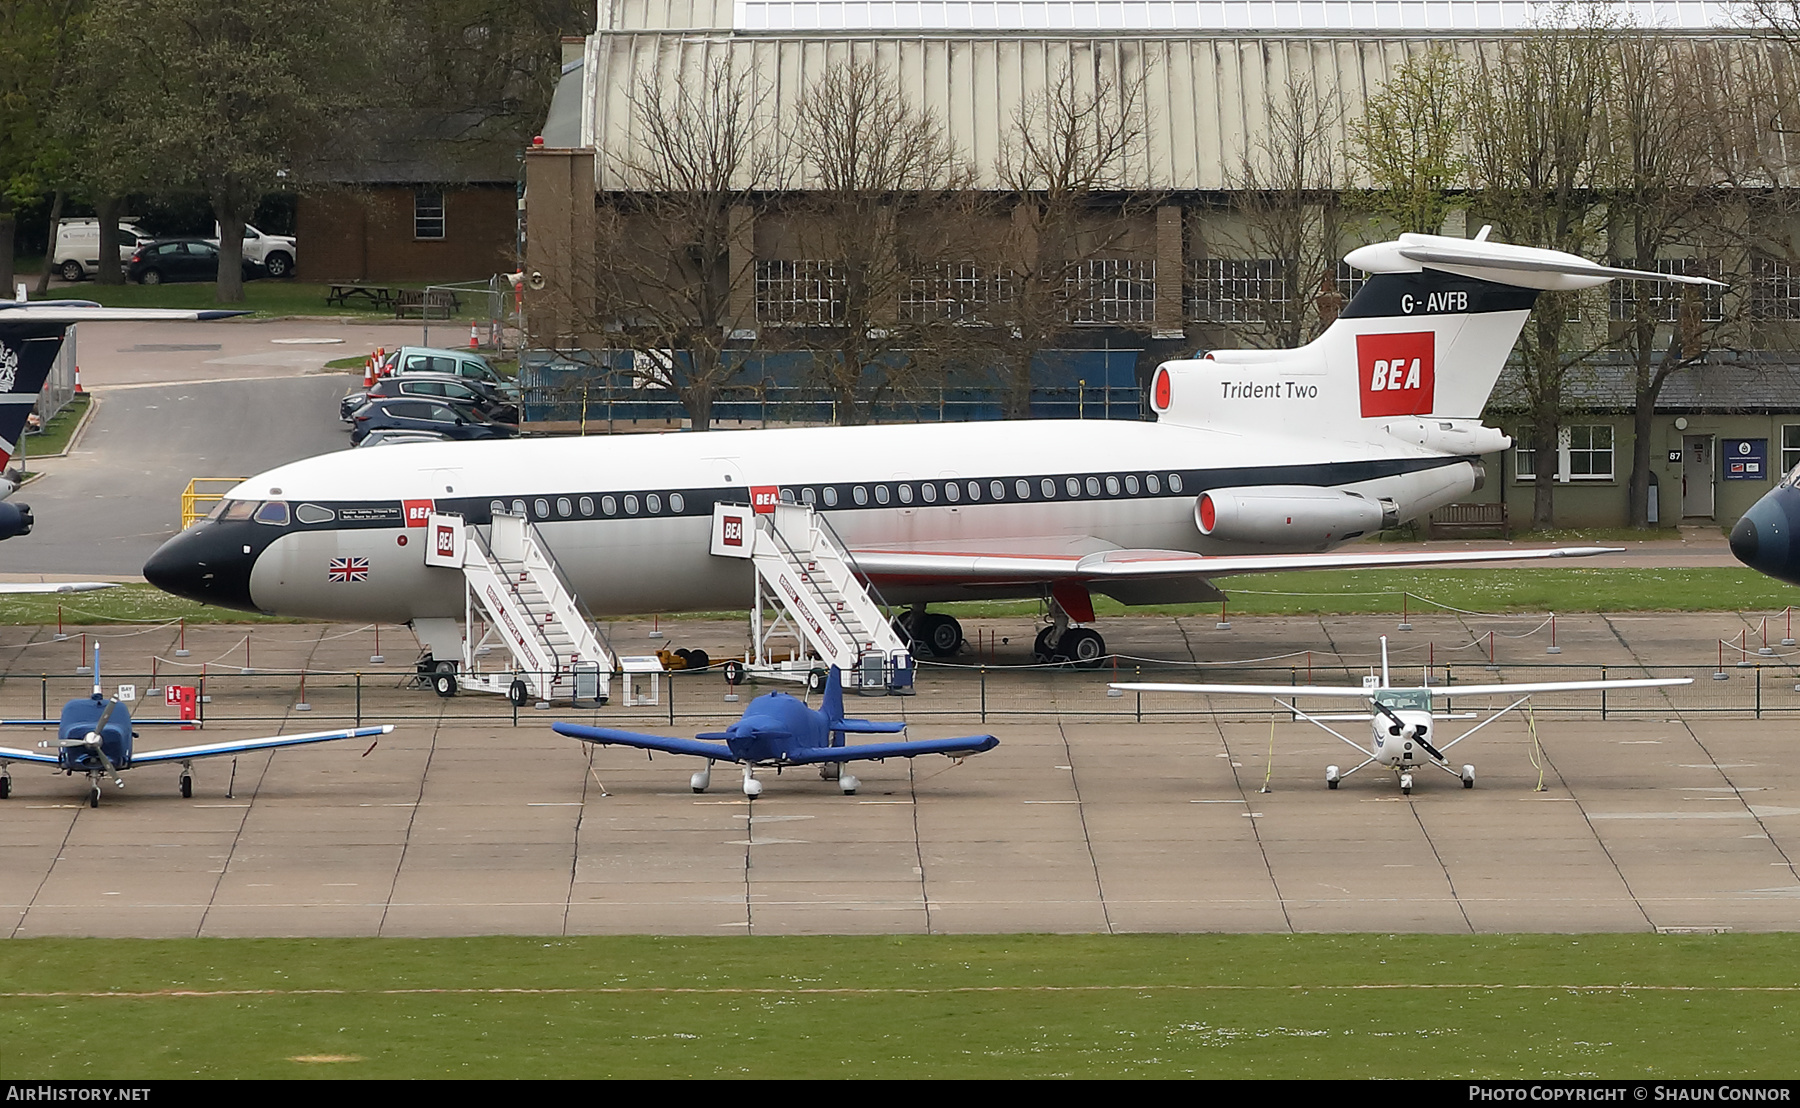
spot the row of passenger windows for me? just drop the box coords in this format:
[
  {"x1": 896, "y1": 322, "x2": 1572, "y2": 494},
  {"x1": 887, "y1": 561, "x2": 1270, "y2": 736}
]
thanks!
[
  {"x1": 794, "y1": 472, "x2": 1184, "y2": 508},
  {"x1": 489, "y1": 473, "x2": 1188, "y2": 521},
  {"x1": 493, "y1": 493, "x2": 691, "y2": 520}
]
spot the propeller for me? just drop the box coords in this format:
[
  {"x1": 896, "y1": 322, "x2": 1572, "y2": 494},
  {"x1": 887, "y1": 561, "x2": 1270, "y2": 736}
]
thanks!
[
  {"x1": 59, "y1": 698, "x2": 126, "y2": 787},
  {"x1": 1371, "y1": 699, "x2": 1446, "y2": 762}
]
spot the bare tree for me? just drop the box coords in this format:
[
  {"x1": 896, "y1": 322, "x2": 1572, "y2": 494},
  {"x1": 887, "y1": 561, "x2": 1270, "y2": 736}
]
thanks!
[
  {"x1": 782, "y1": 58, "x2": 976, "y2": 424},
  {"x1": 593, "y1": 64, "x2": 783, "y2": 430},
  {"x1": 1212, "y1": 76, "x2": 1348, "y2": 348},
  {"x1": 990, "y1": 54, "x2": 1155, "y2": 417},
  {"x1": 1602, "y1": 33, "x2": 1750, "y2": 529},
  {"x1": 1464, "y1": 11, "x2": 1617, "y2": 528}
]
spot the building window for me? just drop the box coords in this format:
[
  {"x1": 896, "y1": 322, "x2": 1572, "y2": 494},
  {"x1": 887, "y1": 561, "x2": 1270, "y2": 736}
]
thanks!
[
  {"x1": 755, "y1": 260, "x2": 845, "y2": 325},
  {"x1": 1515, "y1": 426, "x2": 1614, "y2": 480},
  {"x1": 1782, "y1": 425, "x2": 1800, "y2": 476},
  {"x1": 1188, "y1": 258, "x2": 1288, "y2": 324},
  {"x1": 901, "y1": 261, "x2": 1015, "y2": 323},
  {"x1": 1066, "y1": 259, "x2": 1155, "y2": 324},
  {"x1": 414, "y1": 190, "x2": 445, "y2": 240},
  {"x1": 1609, "y1": 258, "x2": 1723, "y2": 323},
  {"x1": 1752, "y1": 256, "x2": 1800, "y2": 321}
]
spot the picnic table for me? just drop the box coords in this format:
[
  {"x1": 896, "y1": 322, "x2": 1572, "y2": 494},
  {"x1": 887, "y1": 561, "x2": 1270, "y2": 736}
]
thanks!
[{"x1": 325, "y1": 283, "x2": 397, "y2": 310}]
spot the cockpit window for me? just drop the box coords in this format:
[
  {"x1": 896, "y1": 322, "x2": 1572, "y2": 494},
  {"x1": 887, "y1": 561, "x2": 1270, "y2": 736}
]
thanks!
[
  {"x1": 252, "y1": 501, "x2": 290, "y2": 526},
  {"x1": 218, "y1": 499, "x2": 256, "y2": 522}
]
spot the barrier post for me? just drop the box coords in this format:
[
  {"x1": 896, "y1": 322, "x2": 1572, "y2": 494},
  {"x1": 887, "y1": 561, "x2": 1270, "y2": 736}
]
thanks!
[
  {"x1": 980, "y1": 666, "x2": 987, "y2": 723},
  {"x1": 294, "y1": 670, "x2": 311, "y2": 712},
  {"x1": 1757, "y1": 666, "x2": 1763, "y2": 719},
  {"x1": 1785, "y1": 606, "x2": 1796, "y2": 647},
  {"x1": 175, "y1": 617, "x2": 189, "y2": 657},
  {"x1": 1546, "y1": 614, "x2": 1561, "y2": 655},
  {"x1": 355, "y1": 672, "x2": 362, "y2": 726},
  {"x1": 370, "y1": 623, "x2": 384, "y2": 665},
  {"x1": 55, "y1": 605, "x2": 66, "y2": 641},
  {"x1": 1714, "y1": 640, "x2": 1729, "y2": 680},
  {"x1": 1397, "y1": 593, "x2": 1412, "y2": 632},
  {"x1": 1484, "y1": 631, "x2": 1498, "y2": 672},
  {"x1": 1601, "y1": 665, "x2": 1607, "y2": 720},
  {"x1": 1738, "y1": 629, "x2": 1752, "y2": 668},
  {"x1": 1215, "y1": 600, "x2": 1230, "y2": 631},
  {"x1": 1107, "y1": 656, "x2": 1123, "y2": 697},
  {"x1": 1760, "y1": 618, "x2": 1775, "y2": 656}
]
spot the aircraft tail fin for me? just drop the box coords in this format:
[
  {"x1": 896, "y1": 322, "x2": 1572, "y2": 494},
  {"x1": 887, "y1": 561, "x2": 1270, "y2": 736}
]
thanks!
[
  {"x1": 820, "y1": 665, "x2": 845, "y2": 725},
  {"x1": 0, "y1": 315, "x2": 71, "y2": 474},
  {"x1": 1151, "y1": 230, "x2": 1721, "y2": 439}
]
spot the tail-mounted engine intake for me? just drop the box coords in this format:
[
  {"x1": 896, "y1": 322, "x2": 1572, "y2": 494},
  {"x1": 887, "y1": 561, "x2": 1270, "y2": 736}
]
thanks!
[{"x1": 1196, "y1": 486, "x2": 1392, "y2": 548}]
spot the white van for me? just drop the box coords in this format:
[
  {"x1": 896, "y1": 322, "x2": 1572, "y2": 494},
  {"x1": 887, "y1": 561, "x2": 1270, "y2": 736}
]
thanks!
[
  {"x1": 51, "y1": 219, "x2": 150, "y2": 281},
  {"x1": 209, "y1": 223, "x2": 297, "y2": 279}
]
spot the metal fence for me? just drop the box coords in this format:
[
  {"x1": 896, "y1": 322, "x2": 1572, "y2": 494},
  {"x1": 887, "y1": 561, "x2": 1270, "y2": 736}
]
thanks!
[
  {"x1": 416, "y1": 280, "x2": 508, "y2": 356},
  {"x1": 4, "y1": 660, "x2": 1792, "y2": 731}
]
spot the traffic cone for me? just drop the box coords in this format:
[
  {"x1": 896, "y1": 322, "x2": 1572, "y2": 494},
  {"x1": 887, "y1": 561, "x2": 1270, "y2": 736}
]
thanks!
[
  {"x1": 469, "y1": 322, "x2": 479, "y2": 350},
  {"x1": 363, "y1": 357, "x2": 374, "y2": 388},
  {"x1": 73, "y1": 364, "x2": 82, "y2": 394}
]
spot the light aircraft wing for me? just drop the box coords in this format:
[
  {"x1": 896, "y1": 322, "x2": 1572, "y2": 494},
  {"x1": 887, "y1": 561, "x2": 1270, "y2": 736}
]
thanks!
[
  {"x1": 778, "y1": 734, "x2": 999, "y2": 765},
  {"x1": 1408, "y1": 677, "x2": 1691, "y2": 698},
  {"x1": 0, "y1": 583, "x2": 120, "y2": 594},
  {"x1": 848, "y1": 543, "x2": 1619, "y2": 585},
  {"x1": 1111, "y1": 683, "x2": 1380, "y2": 697},
  {"x1": 553, "y1": 722, "x2": 741, "y2": 763},
  {"x1": 0, "y1": 744, "x2": 59, "y2": 765},
  {"x1": 835, "y1": 719, "x2": 909, "y2": 734},
  {"x1": 128, "y1": 725, "x2": 392, "y2": 764}
]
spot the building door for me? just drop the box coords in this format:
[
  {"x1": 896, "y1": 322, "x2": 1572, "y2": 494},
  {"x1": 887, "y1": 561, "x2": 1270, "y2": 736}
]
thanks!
[{"x1": 1682, "y1": 434, "x2": 1714, "y2": 518}]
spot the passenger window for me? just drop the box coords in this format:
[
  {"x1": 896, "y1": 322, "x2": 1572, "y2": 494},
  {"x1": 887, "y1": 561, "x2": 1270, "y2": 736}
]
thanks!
[
  {"x1": 601, "y1": 496, "x2": 617, "y2": 515},
  {"x1": 944, "y1": 482, "x2": 960, "y2": 503},
  {"x1": 1125, "y1": 475, "x2": 1139, "y2": 495},
  {"x1": 823, "y1": 487, "x2": 838, "y2": 507},
  {"x1": 1040, "y1": 478, "x2": 1055, "y2": 498},
  {"x1": 1066, "y1": 477, "x2": 1081, "y2": 496},
  {"x1": 1169, "y1": 473, "x2": 1184, "y2": 493},
  {"x1": 647, "y1": 493, "x2": 662, "y2": 514},
  {"x1": 670, "y1": 493, "x2": 685, "y2": 513},
  {"x1": 1015, "y1": 479, "x2": 1030, "y2": 498},
  {"x1": 989, "y1": 480, "x2": 1005, "y2": 499},
  {"x1": 898, "y1": 484, "x2": 912, "y2": 504},
  {"x1": 295, "y1": 504, "x2": 335, "y2": 525},
  {"x1": 624, "y1": 495, "x2": 639, "y2": 515},
  {"x1": 1106, "y1": 476, "x2": 1120, "y2": 495},
  {"x1": 556, "y1": 497, "x2": 571, "y2": 517},
  {"x1": 1146, "y1": 475, "x2": 1161, "y2": 494},
  {"x1": 967, "y1": 481, "x2": 982, "y2": 501},
  {"x1": 1086, "y1": 477, "x2": 1101, "y2": 496},
  {"x1": 875, "y1": 485, "x2": 890, "y2": 505},
  {"x1": 921, "y1": 483, "x2": 936, "y2": 504},
  {"x1": 853, "y1": 486, "x2": 868, "y2": 506},
  {"x1": 579, "y1": 496, "x2": 594, "y2": 516},
  {"x1": 534, "y1": 498, "x2": 549, "y2": 517}
]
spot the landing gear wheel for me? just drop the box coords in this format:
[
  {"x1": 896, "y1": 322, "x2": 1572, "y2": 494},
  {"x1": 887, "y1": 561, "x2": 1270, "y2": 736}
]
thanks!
[
  {"x1": 1055, "y1": 628, "x2": 1107, "y2": 668},
  {"x1": 433, "y1": 672, "x2": 458, "y2": 697},
  {"x1": 60, "y1": 260, "x2": 83, "y2": 282},
  {"x1": 1033, "y1": 626, "x2": 1058, "y2": 663},
  {"x1": 1400, "y1": 772, "x2": 1414, "y2": 796},
  {"x1": 722, "y1": 660, "x2": 746, "y2": 686},
  {"x1": 180, "y1": 774, "x2": 193, "y2": 799},
  {"x1": 89, "y1": 786, "x2": 101, "y2": 808},
  {"x1": 0, "y1": 776, "x2": 10, "y2": 799},
  {"x1": 685, "y1": 649, "x2": 709, "y2": 671},
  {"x1": 807, "y1": 669, "x2": 827, "y2": 693},
  {"x1": 1462, "y1": 764, "x2": 1475, "y2": 789},
  {"x1": 507, "y1": 679, "x2": 529, "y2": 707},
  {"x1": 1326, "y1": 766, "x2": 1340, "y2": 791},
  {"x1": 921, "y1": 614, "x2": 964, "y2": 658}
]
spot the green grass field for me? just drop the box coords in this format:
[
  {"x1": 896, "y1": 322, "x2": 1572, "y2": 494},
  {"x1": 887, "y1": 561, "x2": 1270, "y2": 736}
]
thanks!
[
  {"x1": 1, "y1": 934, "x2": 1793, "y2": 1078},
  {"x1": 3, "y1": 567, "x2": 1791, "y2": 628}
]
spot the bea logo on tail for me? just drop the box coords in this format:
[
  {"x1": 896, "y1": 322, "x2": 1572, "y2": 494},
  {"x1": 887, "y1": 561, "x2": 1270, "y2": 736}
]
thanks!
[{"x1": 1357, "y1": 332, "x2": 1435, "y2": 418}]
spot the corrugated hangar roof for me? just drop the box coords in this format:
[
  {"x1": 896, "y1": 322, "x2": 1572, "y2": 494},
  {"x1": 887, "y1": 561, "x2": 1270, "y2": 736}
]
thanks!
[{"x1": 579, "y1": 1, "x2": 1792, "y2": 192}]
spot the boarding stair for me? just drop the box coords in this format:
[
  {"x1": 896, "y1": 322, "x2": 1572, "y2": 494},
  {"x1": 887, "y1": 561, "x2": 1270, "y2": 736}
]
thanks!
[
  {"x1": 717, "y1": 501, "x2": 912, "y2": 693},
  {"x1": 457, "y1": 512, "x2": 619, "y2": 704}
]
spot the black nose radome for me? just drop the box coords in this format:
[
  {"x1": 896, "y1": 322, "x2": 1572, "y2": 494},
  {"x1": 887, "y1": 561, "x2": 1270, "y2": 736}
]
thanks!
[
  {"x1": 142, "y1": 522, "x2": 265, "y2": 613},
  {"x1": 1730, "y1": 488, "x2": 1800, "y2": 588},
  {"x1": 1729, "y1": 514, "x2": 1759, "y2": 565}
]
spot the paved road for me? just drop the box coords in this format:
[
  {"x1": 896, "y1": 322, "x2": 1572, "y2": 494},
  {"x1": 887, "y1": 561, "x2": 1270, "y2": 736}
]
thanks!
[{"x1": 8, "y1": 319, "x2": 420, "y2": 577}]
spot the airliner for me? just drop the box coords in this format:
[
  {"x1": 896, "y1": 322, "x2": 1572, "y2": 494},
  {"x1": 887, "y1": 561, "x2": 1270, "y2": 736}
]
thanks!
[
  {"x1": 0, "y1": 300, "x2": 245, "y2": 541},
  {"x1": 141, "y1": 231, "x2": 1716, "y2": 665}
]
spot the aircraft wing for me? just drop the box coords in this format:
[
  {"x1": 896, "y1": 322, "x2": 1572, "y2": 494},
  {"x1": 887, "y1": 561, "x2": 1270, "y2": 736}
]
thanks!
[
  {"x1": 1419, "y1": 677, "x2": 1691, "y2": 698},
  {"x1": 849, "y1": 543, "x2": 1619, "y2": 586},
  {"x1": 128, "y1": 725, "x2": 392, "y2": 764},
  {"x1": 553, "y1": 722, "x2": 741, "y2": 763},
  {"x1": 836, "y1": 719, "x2": 909, "y2": 734},
  {"x1": 779, "y1": 734, "x2": 999, "y2": 764},
  {"x1": 0, "y1": 744, "x2": 60, "y2": 765},
  {"x1": 1111, "y1": 683, "x2": 1380, "y2": 698}
]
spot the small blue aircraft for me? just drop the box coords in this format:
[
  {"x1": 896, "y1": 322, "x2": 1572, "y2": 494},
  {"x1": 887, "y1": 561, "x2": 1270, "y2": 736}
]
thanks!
[
  {"x1": 0, "y1": 646, "x2": 391, "y2": 807},
  {"x1": 554, "y1": 667, "x2": 998, "y2": 797}
]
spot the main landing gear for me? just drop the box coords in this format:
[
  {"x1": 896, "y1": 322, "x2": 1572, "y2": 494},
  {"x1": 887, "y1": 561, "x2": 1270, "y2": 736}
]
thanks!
[
  {"x1": 1031, "y1": 594, "x2": 1107, "y2": 668},
  {"x1": 897, "y1": 607, "x2": 965, "y2": 659}
]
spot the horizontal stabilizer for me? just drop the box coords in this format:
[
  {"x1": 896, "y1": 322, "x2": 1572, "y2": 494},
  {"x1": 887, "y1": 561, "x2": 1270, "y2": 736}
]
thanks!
[{"x1": 554, "y1": 722, "x2": 741, "y2": 763}]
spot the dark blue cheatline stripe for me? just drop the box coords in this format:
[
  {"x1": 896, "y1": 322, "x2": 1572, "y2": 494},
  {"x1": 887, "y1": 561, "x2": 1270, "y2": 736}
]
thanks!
[
  {"x1": 273, "y1": 455, "x2": 1475, "y2": 531},
  {"x1": 1340, "y1": 271, "x2": 1538, "y2": 319}
]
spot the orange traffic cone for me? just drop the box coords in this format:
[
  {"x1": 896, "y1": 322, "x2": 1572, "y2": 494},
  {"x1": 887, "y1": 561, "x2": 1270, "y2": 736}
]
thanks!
[
  {"x1": 468, "y1": 322, "x2": 479, "y2": 350},
  {"x1": 73, "y1": 364, "x2": 82, "y2": 394},
  {"x1": 363, "y1": 357, "x2": 374, "y2": 388}
]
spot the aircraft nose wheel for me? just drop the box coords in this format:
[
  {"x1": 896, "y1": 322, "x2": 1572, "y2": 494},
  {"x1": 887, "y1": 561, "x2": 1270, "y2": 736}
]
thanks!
[
  {"x1": 88, "y1": 786, "x2": 101, "y2": 808},
  {"x1": 1400, "y1": 772, "x2": 1414, "y2": 796}
]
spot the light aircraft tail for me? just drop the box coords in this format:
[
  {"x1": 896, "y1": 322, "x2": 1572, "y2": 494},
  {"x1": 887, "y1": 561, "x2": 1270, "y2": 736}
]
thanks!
[{"x1": 1151, "y1": 229, "x2": 1721, "y2": 447}]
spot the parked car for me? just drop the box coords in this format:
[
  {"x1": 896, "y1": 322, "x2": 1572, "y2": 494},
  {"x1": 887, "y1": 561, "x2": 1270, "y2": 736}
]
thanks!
[
  {"x1": 340, "y1": 373, "x2": 518, "y2": 425},
  {"x1": 52, "y1": 219, "x2": 150, "y2": 281},
  {"x1": 378, "y1": 347, "x2": 518, "y2": 399},
  {"x1": 207, "y1": 222, "x2": 297, "y2": 279},
  {"x1": 354, "y1": 429, "x2": 452, "y2": 448},
  {"x1": 348, "y1": 397, "x2": 519, "y2": 446},
  {"x1": 126, "y1": 237, "x2": 256, "y2": 285}
]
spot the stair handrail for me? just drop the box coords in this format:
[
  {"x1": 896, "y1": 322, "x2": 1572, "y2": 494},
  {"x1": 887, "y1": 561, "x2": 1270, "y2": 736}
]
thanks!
[
  {"x1": 468, "y1": 517, "x2": 570, "y2": 673},
  {"x1": 757, "y1": 510, "x2": 875, "y2": 655},
  {"x1": 519, "y1": 520, "x2": 618, "y2": 668}
]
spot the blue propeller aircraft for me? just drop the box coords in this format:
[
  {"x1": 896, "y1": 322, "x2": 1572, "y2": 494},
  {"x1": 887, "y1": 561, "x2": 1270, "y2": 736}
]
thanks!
[
  {"x1": 0, "y1": 646, "x2": 391, "y2": 806},
  {"x1": 554, "y1": 667, "x2": 998, "y2": 797}
]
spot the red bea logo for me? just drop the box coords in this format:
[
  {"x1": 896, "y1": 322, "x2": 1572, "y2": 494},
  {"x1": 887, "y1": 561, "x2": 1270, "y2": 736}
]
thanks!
[
  {"x1": 723, "y1": 518, "x2": 743, "y2": 546},
  {"x1": 403, "y1": 499, "x2": 434, "y2": 527},
  {"x1": 1357, "y1": 332, "x2": 1435, "y2": 418},
  {"x1": 435, "y1": 525, "x2": 456, "y2": 555},
  {"x1": 750, "y1": 486, "x2": 779, "y2": 514}
]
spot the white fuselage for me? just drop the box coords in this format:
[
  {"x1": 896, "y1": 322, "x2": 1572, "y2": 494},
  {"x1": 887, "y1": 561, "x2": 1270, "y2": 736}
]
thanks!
[{"x1": 192, "y1": 417, "x2": 1477, "y2": 623}]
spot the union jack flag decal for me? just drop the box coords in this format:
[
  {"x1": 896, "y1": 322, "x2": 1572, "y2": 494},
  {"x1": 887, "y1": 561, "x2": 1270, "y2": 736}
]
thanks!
[{"x1": 327, "y1": 556, "x2": 369, "y2": 583}]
